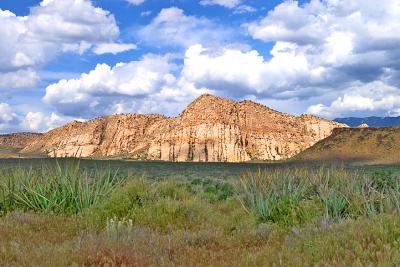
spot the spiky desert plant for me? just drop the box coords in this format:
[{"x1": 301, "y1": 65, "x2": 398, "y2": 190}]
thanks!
[{"x1": 0, "y1": 159, "x2": 123, "y2": 214}]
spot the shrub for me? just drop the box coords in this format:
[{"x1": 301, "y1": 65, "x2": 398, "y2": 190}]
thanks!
[
  {"x1": 187, "y1": 178, "x2": 234, "y2": 202},
  {"x1": 89, "y1": 179, "x2": 214, "y2": 232}
]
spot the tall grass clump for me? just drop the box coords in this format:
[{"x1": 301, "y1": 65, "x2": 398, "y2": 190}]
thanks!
[
  {"x1": 237, "y1": 169, "x2": 308, "y2": 226},
  {"x1": 237, "y1": 167, "x2": 400, "y2": 226},
  {"x1": 0, "y1": 160, "x2": 123, "y2": 215}
]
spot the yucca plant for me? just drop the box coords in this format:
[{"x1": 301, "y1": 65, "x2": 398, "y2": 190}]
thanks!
[
  {"x1": 237, "y1": 168, "x2": 307, "y2": 226},
  {"x1": 322, "y1": 191, "x2": 349, "y2": 219},
  {"x1": 236, "y1": 166, "x2": 400, "y2": 226},
  {"x1": 0, "y1": 159, "x2": 124, "y2": 214}
]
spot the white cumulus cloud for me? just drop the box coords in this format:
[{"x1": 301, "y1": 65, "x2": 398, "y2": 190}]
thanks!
[
  {"x1": 126, "y1": 0, "x2": 145, "y2": 5},
  {"x1": 43, "y1": 54, "x2": 210, "y2": 117},
  {"x1": 0, "y1": 0, "x2": 120, "y2": 72},
  {"x1": 200, "y1": 0, "x2": 241, "y2": 9},
  {"x1": 137, "y1": 7, "x2": 234, "y2": 48},
  {"x1": 0, "y1": 103, "x2": 72, "y2": 133},
  {"x1": 307, "y1": 82, "x2": 400, "y2": 118},
  {"x1": 0, "y1": 103, "x2": 18, "y2": 125},
  {"x1": 0, "y1": 69, "x2": 39, "y2": 89},
  {"x1": 199, "y1": 0, "x2": 256, "y2": 14},
  {"x1": 242, "y1": 0, "x2": 400, "y2": 117},
  {"x1": 0, "y1": 0, "x2": 134, "y2": 94},
  {"x1": 93, "y1": 43, "x2": 137, "y2": 55},
  {"x1": 182, "y1": 43, "x2": 325, "y2": 99},
  {"x1": 21, "y1": 111, "x2": 74, "y2": 132}
]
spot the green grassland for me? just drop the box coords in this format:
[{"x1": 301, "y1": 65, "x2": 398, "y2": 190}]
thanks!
[{"x1": 1, "y1": 160, "x2": 400, "y2": 266}]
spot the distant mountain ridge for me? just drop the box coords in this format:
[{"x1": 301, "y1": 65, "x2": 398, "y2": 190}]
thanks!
[
  {"x1": 334, "y1": 116, "x2": 400, "y2": 127},
  {"x1": 18, "y1": 94, "x2": 346, "y2": 162}
]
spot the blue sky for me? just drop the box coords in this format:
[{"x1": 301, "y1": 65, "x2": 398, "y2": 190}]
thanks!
[{"x1": 0, "y1": 0, "x2": 399, "y2": 133}]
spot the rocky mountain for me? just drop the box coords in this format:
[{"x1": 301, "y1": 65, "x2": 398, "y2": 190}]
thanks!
[
  {"x1": 0, "y1": 133, "x2": 42, "y2": 149},
  {"x1": 294, "y1": 127, "x2": 400, "y2": 164},
  {"x1": 21, "y1": 94, "x2": 346, "y2": 162},
  {"x1": 335, "y1": 116, "x2": 400, "y2": 127}
]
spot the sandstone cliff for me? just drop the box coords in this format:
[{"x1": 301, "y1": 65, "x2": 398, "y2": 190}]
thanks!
[{"x1": 22, "y1": 95, "x2": 347, "y2": 162}]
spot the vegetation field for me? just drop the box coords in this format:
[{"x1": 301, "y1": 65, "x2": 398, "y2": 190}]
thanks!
[{"x1": 1, "y1": 159, "x2": 400, "y2": 266}]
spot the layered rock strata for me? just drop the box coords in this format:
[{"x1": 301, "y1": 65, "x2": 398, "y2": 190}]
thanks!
[{"x1": 22, "y1": 95, "x2": 347, "y2": 162}]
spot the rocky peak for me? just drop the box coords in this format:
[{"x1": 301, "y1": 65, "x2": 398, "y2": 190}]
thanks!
[
  {"x1": 181, "y1": 94, "x2": 233, "y2": 113},
  {"x1": 179, "y1": 94, "x2": 237, "y2": 125},
  {"x1": 179, "y1": 94, "x2": 296, "y2": 126},
  {"x1": 21, "y1": 94, "x2": 347, "y2": 162}
]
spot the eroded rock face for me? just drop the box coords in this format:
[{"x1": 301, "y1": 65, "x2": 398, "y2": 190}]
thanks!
[
  {"x1": 22, "y1": 115, "x2": 166, "y2": 158},
  {"x1": 0, "y1": 133, "x2": 42, "y2": 149},
  {"x1": 22, "y1": 95, "x2": 347, "y2": 162}
]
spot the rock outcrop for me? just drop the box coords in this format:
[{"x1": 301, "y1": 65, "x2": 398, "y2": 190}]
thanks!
[
  {"x1": 22, "y1": 95, "x2": 347, "y2": 162},
  {"x1": 0, "y1": 133, "x2": 42, "y2": 149},
  {"x1": 357, "y1": 123, "x2": 369, "y2": 128}
]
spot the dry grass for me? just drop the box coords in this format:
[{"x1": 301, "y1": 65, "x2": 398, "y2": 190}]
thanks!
[
  {"x1": 0, "y1": 213, "x2": 83, "y2": 266},
  {"x1": 1, "y1": 212, "x2": 399, "y2": 266}
]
